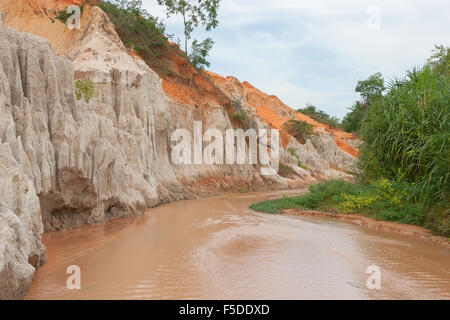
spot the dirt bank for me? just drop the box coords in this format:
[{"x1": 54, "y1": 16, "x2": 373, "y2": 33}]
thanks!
[{"x1": 284, "y1": 209, "x2": 450, "y2": 248}]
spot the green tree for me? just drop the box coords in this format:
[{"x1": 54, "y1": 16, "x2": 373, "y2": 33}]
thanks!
[
  {"x1": 189, "y1": 37, "x2": 214, "y2": 70},
  {"x1": 342, "y1": 73, "x2": 385, "y2": 133},
  {"x1": 157, "y1": 0, "x2": 220, "y2": 56},
  {"x1": 355, "y1": 72, "x2": 385, "y2": 105},
  {"x1": 283, "y1": 120, "x2": 317, "y2": 144},
  {"x1": 341, "y1": 101, "x2": 365, "y2": 133},
  {"x1": 427, "y1": 45, "x2": 450, "y2": 77}
]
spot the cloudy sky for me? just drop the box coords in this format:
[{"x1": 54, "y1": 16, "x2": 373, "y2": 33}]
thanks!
[{"x1": 141, "y1": 0, "x2": 450, "y2": 118}]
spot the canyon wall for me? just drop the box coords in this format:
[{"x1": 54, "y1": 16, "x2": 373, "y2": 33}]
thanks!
[{"x1": 0, "y1": 1, "x2": 359, "y2": 299}]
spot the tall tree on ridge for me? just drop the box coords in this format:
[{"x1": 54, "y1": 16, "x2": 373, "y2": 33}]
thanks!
[{"x1": 157, "y1": 0, "x2": 220, "y2": 56}]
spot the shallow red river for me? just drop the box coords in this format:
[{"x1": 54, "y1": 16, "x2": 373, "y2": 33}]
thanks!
[{"x1": 26, "y1": 190, "x2": 450, "y2": 300}]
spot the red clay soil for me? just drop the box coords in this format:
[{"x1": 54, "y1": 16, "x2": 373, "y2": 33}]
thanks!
[
  {"x1": 146, "y1": 42, "x2": 230, "y2": 111},
  {"x1": 207, "y1": 72, "x2": 359, "y2": 155},
  {"x1": 25, "y1": 0, "x2": 89, "y2": 13}
]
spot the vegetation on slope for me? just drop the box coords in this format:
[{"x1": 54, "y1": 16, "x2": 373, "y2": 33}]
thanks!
[
  {"x1": 96, "y1": 0, "x2": 219, "y2": 72},
  {"x1": 75, "y1": 77, "x2": 98, "y2": 103},
  {"x1": 341, "y1": 72, "x2": 385, "y2": 133},
  {"x1": 96, "y1": 0, "x2": 236, "y2": 122},
  {"x1": 297, "y1": 104, "x2": 342, "y2": 129},
  {"x1": 157, "y1": 0, "x2": 220, "y2": 70},
  {"x1": 97, "y1": 0, "x2": 170, "y2": 74},
  {"x1": 53, "y1": 0, "x2": 94, "y2": 24},
  {"x1": 282, "y1": 119, "x2": 317, "y2": 144}
]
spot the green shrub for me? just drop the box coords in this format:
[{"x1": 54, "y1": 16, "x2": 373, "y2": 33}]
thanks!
[
  {"x1": 97, "y1": 0, "x2": 168, "y2": 73},
  {"x1": 283, "y1": 119, "x2": 317, "y2": 144},
  {"x1": 55, "y1": 10, "x2": 73, "y2": 24},
  {"x1": 297, "y1": 104, "x2": 342, "y2": 129},
  {"x1": 233, "y1": 112, "x2": 247, "y2": 122},
  {"x1": 232, "y1": 111, "x2": 250, "y2": 129},
  {"x1": 250, "y1": 196, "x2": 300, "y2": 214},
  {"x1": 75, "y1": 77, "x2": 98, "y2": 103},
  {"x1": 250, "y1": 180, "x2": 358, "y2": 213},
  {"x1": 341, "y1": 101, "x2": 366, "y2": 133},
  {"x1": 53, "y1": 0, "x2": 93, "y2": 24}
]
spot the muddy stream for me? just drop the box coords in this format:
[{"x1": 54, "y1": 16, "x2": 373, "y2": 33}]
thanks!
[{"x1": 26, "y1": 189, "x2": 450, "y2": 300}]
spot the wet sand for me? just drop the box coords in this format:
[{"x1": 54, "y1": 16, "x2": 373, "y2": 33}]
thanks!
[{"x1": 26, "y1": 189, "x2": 450, "y2": 300}]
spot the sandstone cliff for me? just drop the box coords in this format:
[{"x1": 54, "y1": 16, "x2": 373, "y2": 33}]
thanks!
[{"x1": 0, "y1": 0, "x2": 359, "y2": 299}]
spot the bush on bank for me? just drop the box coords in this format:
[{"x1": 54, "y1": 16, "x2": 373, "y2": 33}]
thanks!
[{"x1": 250, "y1": 180, "x2": 449, "y2": 237}]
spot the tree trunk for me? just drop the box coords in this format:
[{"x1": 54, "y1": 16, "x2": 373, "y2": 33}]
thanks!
[{"x1": 182, "y1": 13, "x2": 188, "y2": 56}]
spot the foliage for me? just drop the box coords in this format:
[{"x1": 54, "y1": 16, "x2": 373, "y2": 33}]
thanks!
[
  {"x1": 341, "y1": 101, "x2": 366, "y2": 133},
  {"x1": 282, "y1": 120, "x2": 317, "y2": 144},
  {"x1": 157, "y1": 0, "x2": 220, "y2": 56},
  {"x1": 297, "y1": 104, "x2": 341, "y2": 129},
  {"x1": 341, "y1": 73, "x2": 385, "y2": 133},
  {"x1": 287, "y1": 148, "x2": 308, "y2": 170},
  {"x1": 97, "y1": 0, "x2": 169, "y2": 73},
  {"x1": 75, "y1": 77, "x2": 98, "y2": 103},
  {"x1": 355, "y1": 72, "x2": 385, "y2": 105},
  {"x1": 232, "y1": 111, "x2": 250, "y2": 130},
  {"x1": 55, "y1": 9, "x2": 73, "y2": 24},
  {"x1": 250, "y1": 196, "x2": 300, "y2": 214},
  {"x1": 427, "y1": 45, "x2": 450, "y2": 78},
  {"x1": 232, "y1": 112, "x2": 248, "y2": 123},
  {"x1": 189, "y1": 37, "x2": 214, "y2": 70},
  {"x1": 250, "y1": 180, "x2": 359, "y2": 214},
  {"x1": 359, "y1": 64, "x2": 450, "y2": 203},
  {"x1": 53, "y1": 0, "x2": 93, "y2": 24}
]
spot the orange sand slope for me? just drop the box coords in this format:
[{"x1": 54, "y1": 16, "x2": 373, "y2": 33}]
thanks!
[
  {"x1": 0, "y1": 0, "x2": 88, "y2": 54},
  {"x1": 25, "y1": 0, "x2": 89, "y2": 12},
  {"x1": 207, "y1": 71, "x2": 359, "y2": 157}
]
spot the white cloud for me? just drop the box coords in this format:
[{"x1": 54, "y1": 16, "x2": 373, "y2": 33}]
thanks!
[{"x1": 141, "y1": 0, "x2": 450, "y2": 118}]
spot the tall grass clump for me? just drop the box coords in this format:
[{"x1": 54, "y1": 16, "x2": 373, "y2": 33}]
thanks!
[
  {"x1": 283, "y1": 120, "x2": 317, "y2": 144},
  {"x1": 359, "y1": 65, "x2": 450, "y2": 203}
]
